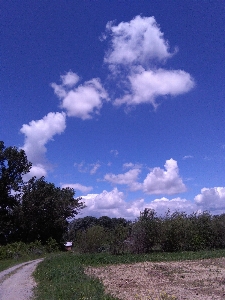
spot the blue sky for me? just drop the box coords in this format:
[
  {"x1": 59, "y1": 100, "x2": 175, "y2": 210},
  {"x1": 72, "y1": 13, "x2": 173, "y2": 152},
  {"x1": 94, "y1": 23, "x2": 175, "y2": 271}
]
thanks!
[{"x1": 1, "y1": 0, "x2": 225, "y2": 219}]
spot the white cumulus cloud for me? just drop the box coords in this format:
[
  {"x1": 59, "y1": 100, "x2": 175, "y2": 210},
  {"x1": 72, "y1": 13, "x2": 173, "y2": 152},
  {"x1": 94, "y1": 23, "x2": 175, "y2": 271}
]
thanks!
[
  {"x1": 146, "y1": 197, "x2": 197, "y2": 215},
  {"x1": 114, "y1": 69, "x2": 194, "y2": 107},
  {"x1": 195, "y1": 187, "x2": 225, "y2": 213},
  {"x1": 20, "y1": 112, "x2": 66, "y2": 178},
  {"x1": 51, "y1": 71, "x2": 109, "y2": 120},
  {"x1": 81, "y1": 188, "x2": 127, "y2": 218},
  {"x1": 143, "y1": 159, "x2": 186, "y2": 194},
  {"x1": 104, "y1": 16, "x2": 173, "y2": 66},
  {"x1": 80, "y1": 189, "x2": 198, "y2": 219},
  {"x1": 103, "y1": 15, "x2": 195, "y2": 109}
]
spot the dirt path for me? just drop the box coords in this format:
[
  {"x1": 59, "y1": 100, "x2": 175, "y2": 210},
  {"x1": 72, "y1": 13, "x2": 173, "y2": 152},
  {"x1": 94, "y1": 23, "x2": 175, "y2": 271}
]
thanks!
[{"x1": 0, "y1": 258, "x2": 43, "y2": 300}]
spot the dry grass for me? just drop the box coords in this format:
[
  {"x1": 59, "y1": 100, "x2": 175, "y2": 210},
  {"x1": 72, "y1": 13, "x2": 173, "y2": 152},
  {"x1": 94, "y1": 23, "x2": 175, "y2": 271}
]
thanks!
[{"x1": 85, "y1": 257, "x2": 225, "y2": 299}]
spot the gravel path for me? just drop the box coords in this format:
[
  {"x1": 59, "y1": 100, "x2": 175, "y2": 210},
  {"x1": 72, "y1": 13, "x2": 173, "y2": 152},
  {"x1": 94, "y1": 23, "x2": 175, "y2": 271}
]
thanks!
[{"x1": 0, "y1": 258, "x2": 43, "y2": 300}]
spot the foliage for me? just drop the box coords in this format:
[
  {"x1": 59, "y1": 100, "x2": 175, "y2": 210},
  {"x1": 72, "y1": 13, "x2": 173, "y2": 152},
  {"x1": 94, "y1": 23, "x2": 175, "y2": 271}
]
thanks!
[
  {"x1": 67, "y1": 216, "x2": 131, "y2": 253},
  {"x1": 19, "y1": 176, "x2": 85, "y2": 244},
  {"x1": 0, "y1": 141, "x2": 31, "y2": 244},
  {"x1": 70, "y1": 210, "x2": 225, "y2": 255},
  {"x1": 34, "y1": 253, "x2": 118, "y2": 300},
  {"x1": 0, "y1": 240, "x2": 59, "y2": 261},
  {"x1": 130, "y1": 209, "x2": 162, "y2": 253},
  {"x1": 34, "y1": 249, "x2": 225, "y2": 299},
  {"x1": 75, "y1": 225, "x2": 109, "y2": 253},
  {"x1": 109, "y1": 224, "x2": 130, "y2": 254}
]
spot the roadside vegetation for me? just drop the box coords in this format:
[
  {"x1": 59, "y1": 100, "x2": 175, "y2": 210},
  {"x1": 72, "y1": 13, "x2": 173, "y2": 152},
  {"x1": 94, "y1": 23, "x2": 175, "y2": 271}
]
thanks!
[
  {"x1": 34, "y1": 249, "x2": 225, "y2": 300},
  {"x1": 0, "y1": 239, "x2": 59, "y2": 272}
]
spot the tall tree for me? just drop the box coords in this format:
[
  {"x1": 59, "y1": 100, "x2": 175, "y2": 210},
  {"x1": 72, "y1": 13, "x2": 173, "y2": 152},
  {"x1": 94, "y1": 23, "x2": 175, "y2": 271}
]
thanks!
[
  {"x1": 0, "y1": 141, "x2": 31, "y2": 244},
  {"x1": 20, "y1": 176, "x2": 85, "y2": 244}
]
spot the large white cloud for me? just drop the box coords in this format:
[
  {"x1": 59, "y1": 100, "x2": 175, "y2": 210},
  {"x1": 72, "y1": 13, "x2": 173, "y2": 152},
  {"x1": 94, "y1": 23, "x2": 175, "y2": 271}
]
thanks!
[
  {"x1": 114, "y1": 68, "x2": 194, "y2": 107},
  {"x1": 195, "y1": 187, "x2": 225, "y2": 213},
  {"x1": 51, "y1": 71, "x2": 109, "y2": 120},
  {"x1": 103, "y1": 15, "x2": 195, "y2": 108},
  {"x1": 143, "y1": 159, "x2": 186, "y2": 194},
  {"x1": 80, "y1": 188, "x2": 197, "y2": 219},
  {"x1": 81, "y1": 188, "x2": 128, "y2": 218},
  {"x1": 146, "y1": 197, "x2": 197, "y2": 215},
  {"x1": 104, "y1": 16, "x2": 173, "y2": 66},
  {"x1": 20, "y1": 112, "x2": 66, "y2": 178}
]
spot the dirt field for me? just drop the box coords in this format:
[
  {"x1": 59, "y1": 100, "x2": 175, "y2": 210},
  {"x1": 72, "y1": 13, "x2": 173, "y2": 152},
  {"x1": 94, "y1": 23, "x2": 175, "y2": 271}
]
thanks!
[{"x1": 85, "y1": 258, "x2": 225, "y2": 299}]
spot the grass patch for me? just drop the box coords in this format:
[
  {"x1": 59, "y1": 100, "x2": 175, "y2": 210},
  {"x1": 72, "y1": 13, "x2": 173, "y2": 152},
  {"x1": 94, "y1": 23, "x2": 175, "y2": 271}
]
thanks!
[
  {"x1": 34, "y1": 253, "x2": 117, "y2": 300},
  {"x1": 34, "y1": 249, "x2": 225, "y2": 299},
  {"x1": 0, "y1": 259, "x2": 24, "y2": 272}
]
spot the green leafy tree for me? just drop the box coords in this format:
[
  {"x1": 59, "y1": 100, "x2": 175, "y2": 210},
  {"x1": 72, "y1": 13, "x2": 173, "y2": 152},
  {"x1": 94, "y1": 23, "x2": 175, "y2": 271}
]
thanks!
[
  {"x1": 130, "y1": 209, "x2": 162, "y2": 253},
  {"x1": 76, "y1": 225, "x2": 108, "y2": 253},
  {"x1": 0, "y1": 141, "x2": 31, "y2": 244},
  {"x1": 19, "y1": 176, "x2": 85, "y2": 244}
]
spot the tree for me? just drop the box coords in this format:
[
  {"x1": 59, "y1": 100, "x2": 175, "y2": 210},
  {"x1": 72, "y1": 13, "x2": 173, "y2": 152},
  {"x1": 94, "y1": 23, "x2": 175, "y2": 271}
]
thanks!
[
  {"x1": 19, "y1": 176, "x2": 85, "y2": 244},
  {"x1": 0, "y1": 141, "x2": 31, "y2": 244}
]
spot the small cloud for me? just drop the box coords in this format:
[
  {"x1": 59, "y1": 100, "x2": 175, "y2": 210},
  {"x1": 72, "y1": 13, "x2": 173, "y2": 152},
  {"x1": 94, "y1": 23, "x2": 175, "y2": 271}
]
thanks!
[
  {"x1": 104, "y1": 168, "x2": 142, "y2": 191},
  {"x1": 110, "y1": 149, "x2": 119, "y2": 157},
  {"x1": 90, "y1": 162, "x2": 101, "y2": 175},
  {"x1": 74, "y1": 161, "x2": 101, "y2": 175},
  {"x1": 183, "y1": 155, "x2": 193, "y2": 160},
  {"x1": 123, "y1": 162, "x2": 142, "y2": 169},
  {"x1": 203, "y1": 156, "x2": 212, "y2": 161},
  {"x1": 61, "y1": 183, "x2": 93, "y2": 194}
]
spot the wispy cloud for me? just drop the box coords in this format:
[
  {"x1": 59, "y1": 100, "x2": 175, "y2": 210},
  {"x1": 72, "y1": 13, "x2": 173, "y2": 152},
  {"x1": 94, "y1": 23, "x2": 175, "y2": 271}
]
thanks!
[
  {"x1": 104, "y1": 168, "x2": 142, "y2": 191},
  {"x1": 183, "y1": 155, "x2": 193, "y2": 160},
  {"x1": 61, "y1": 183, "x2": 93, "y2": 194},
  {"x1": 74, "y1": 161, "x2": 101, "y2": 175},
  {"x1": 110, "y1": 149, "x2": 119, "y2": 157}
]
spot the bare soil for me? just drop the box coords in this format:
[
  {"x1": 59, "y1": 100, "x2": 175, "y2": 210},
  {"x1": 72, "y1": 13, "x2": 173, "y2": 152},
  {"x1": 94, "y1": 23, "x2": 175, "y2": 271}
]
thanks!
[{"x1": 85, "y1": 258, "x2": 225, "y2": 299}]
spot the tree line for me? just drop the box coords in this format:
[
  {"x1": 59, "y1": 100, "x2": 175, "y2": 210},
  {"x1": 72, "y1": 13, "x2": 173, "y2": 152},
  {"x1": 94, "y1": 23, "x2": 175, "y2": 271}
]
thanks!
[
  {"x1": 69, "y1": 209, "x2": 225, "y2": 254},
  {"x1": 0, "y1": 141, "x2": 85, "y2": 245}
]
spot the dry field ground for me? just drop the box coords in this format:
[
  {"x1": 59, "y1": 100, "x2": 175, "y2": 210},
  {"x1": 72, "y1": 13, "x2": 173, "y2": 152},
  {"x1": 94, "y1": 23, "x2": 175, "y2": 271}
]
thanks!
[{"x1": 85, "y1": 257, "x2": 225, "y2": 299}]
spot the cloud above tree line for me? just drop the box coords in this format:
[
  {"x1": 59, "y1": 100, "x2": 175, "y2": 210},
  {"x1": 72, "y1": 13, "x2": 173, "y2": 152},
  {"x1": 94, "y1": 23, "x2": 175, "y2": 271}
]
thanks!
[{"x1": 81, "y1": 186, "x2": 225, "y2": 220}]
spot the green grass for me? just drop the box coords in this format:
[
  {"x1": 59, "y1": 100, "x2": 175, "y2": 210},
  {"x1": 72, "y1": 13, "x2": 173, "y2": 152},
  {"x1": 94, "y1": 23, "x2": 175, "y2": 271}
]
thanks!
[
  {"x1": 0, "y1": 259, "x2": 23, "y2": 272},
  {"x1": 0, "y1": 255, "x2": 44, "y2": 272},
  {"x1": 34, "y1": 249, "x2": 225, "y2": 300}
]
